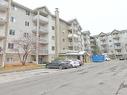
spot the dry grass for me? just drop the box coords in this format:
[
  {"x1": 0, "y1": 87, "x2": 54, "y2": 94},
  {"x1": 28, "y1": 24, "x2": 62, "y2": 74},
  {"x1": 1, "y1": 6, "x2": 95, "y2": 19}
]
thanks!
[{"x1": 0, "y1": 63, "x2": 43, "y2": 73}]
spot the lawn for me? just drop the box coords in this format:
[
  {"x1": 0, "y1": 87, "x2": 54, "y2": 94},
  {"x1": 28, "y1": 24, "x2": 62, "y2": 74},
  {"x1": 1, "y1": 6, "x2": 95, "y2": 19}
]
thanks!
[{"x1": 0, "y1": 63, "x2": 44, "y2": 73}]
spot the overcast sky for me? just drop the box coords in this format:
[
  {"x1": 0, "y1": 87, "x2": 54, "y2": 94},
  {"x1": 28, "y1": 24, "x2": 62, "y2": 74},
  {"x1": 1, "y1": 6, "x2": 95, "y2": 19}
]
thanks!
[{"x1": 14, "y1": 0, "x2": 127, "y2": 35}]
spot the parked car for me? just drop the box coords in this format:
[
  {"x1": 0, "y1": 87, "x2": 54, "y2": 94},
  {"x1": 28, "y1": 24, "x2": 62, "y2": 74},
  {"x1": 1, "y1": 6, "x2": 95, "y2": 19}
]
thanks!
[
  {"x1": 46, "y1": 60, "x2": 72, "y2": 69},
  {"x1": 119, "y1": 57, "x2": 125, "y2": 60},
  {"x1": 67, "y1": 60, "x2": 80, "y2": 68},
  {"x1": 105, "y1": 57, "x2": 111, "y2": 61}
]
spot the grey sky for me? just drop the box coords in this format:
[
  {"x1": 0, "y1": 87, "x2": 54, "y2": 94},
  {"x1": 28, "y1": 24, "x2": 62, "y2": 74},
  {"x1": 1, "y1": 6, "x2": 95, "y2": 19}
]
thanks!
[{"x1": 14, "y1": 0, "x2": 127, "y2": 35}]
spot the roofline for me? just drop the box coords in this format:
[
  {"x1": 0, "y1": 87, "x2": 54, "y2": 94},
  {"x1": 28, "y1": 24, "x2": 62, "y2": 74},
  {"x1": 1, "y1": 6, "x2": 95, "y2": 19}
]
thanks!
[
  {"x1": 12, "y1": 1, "x2": 33, "y2": 11},
  {"x1": 12, "y1": 1, "x2": 82, "y2": 29},
  {"x1": 51, "y1": 14, "x2": 71, "y2": 25}
]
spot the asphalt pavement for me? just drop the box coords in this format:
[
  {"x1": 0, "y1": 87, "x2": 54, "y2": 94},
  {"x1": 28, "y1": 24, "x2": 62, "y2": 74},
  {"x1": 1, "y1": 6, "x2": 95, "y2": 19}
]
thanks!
[{"x1": 0, "y1": 60, "x2": 127, "y2": 95}]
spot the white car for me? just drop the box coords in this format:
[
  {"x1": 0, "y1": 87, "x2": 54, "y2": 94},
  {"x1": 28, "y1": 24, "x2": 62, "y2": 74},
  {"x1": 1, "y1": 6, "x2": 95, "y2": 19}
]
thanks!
[
  {"x1": 69, "y1": 60, "x2": 80, "y2": 68},
  {"x1": 105, "y1": 57, "x2": 110, "y2": 61}
]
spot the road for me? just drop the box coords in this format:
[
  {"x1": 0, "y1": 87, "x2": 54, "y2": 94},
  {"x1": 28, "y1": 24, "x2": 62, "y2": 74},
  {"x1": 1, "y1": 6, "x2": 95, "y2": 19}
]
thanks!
[{"x1": 0, "y1": 60, "x2": 127, "y2": 95}]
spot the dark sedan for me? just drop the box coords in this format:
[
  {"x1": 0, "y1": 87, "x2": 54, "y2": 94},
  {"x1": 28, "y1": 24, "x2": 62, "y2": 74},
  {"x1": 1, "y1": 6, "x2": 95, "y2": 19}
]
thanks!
[{"x1": 46, "y1": 60, "x2": 72, "y2": 69}]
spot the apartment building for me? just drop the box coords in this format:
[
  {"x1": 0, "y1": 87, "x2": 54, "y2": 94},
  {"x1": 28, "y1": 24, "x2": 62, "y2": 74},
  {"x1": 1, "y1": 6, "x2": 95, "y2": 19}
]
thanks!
[
  {"x1": 81, "y1": 31, "x2": 91, "y2": 51},
  {"x1": 90, "y1": 36, "x2": 96, "y2": 53},
  {"x1": 91, "y1": 30, "x2": 127, "y2": 59},
  {"x1": 0, "y1": 0, "x2": 83, "y2": 65}
]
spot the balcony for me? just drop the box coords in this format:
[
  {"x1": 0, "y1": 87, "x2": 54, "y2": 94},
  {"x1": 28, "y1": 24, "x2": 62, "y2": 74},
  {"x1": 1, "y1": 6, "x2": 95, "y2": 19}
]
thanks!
[
  {"x1": 0, "y1": 0, "x2": 8, "y2": 11},
  {"x1": 68, "y1": 26, "x2": 72, "y2": 31},
  {"x1": 39, "y1": 38, "x2": 48, "y2": 44},
  {"x1": 68, "y1": 34, "x2": 78, "y2": 38},
  {"x1": 33, "y1": 37, "x2": 48, "y2": 44},
  {"x1": 100, "y1": 36, "x2": 106, "y2": 41},
  {"x1": 32, "y1": 27, "x2": 48, "y2": 34},
  {"x1": 33, "y1": 15, "x2": 48, "y2": 25},
  {"x1": 112, "y1": 34, "x2": 120, "y2": 39},
  {"x1": 32, "y1": 49, "x2": 48, "y2": 55},
  {"x1": 0, "y1": 17, "x2": 6, "y2": 25},
  {"x1": 114, "y1": 46, "x2": 121, "y2": 50},
  {"x1": 113, "y1": 40, "x2": 120, "y2": 44},
  {"x1": 68, "y1": 42, "x2": 73, "y2": 46}
]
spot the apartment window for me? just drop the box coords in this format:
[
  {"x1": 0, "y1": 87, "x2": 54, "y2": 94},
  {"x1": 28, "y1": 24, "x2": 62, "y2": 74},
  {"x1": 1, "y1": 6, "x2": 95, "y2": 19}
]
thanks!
[
  {"x1": 25, "y1": 21, "x2": 29, "y2": 26},
  {"x1": 63, "y1": 39, "x2": 65, "y2": 42},
  {"x1": 26, "y1": 11, "x2": 30, "y2": 16},
  {"x1": 24, "y1": 33, "x2": 29, "y2": 38},
  {"x1": 7, "y1": 58, "x2": 13, "y2": 63},
  {"x1": 117, "y1": 50, "x2": 121, "y2": 53},
  {"x1": 52, "y1": 36, "x2": 55, "y2": 40},
  {"x1": 52, "y1": 46, "x2": 55, "y2": 51},
  {"x1": 8, "y1": 43, "x2": 14, "y2": 49},
  {"x1": 11, "y1": 17, "x2": 16, "y2": 22},
  {"x1": 12, "y1": 5, "x2": 17, "y2": 11},
  {"x1": 9, "y1": 29, "x2": 15, "y2": 35},
  {"x1": 52, "y1": 26, "x2": 55, "y2": 30}
]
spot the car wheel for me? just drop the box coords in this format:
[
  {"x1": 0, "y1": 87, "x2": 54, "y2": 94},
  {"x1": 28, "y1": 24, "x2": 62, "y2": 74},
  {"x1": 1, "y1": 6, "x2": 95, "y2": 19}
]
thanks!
[{"x1": 59, "y1": 66, "x2": 63, "y2": 70}]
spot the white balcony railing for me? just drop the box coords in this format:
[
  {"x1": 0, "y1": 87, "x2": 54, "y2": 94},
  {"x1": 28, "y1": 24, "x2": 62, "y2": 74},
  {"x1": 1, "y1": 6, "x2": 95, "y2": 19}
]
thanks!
[
  {"x1": 32, "y1": 49, "x2": 48, "y2": 55},
  {"x1": 114, "y1": 46, "x2": 121, "y2": 50},
  {"x1": 39, "y1": 38, "x2": 48, "y2": 44},
  {"x1": 33, "y1": 37, "x2": 48, "y2": 44},
  {"x1": 32, "y1": 27, "x2": 48, "y2": 34},
  {"x1": 0, "y1": 0, "x2": 8, "y2": 11},
  {"x1": 33, "y1": 15, "x2": 48, "y2": 25}
]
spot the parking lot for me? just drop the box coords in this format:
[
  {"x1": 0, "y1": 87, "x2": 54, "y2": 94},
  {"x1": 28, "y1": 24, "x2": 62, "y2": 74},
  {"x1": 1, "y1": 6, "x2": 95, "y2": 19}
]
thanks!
[{"x1": 0, "y1": 60, "x2": 127, "y2": 95}]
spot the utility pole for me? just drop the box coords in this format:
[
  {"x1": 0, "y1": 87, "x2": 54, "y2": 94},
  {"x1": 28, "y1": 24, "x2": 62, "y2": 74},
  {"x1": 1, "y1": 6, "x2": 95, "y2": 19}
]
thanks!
[
  {"x1": 2, "y1": 0, "x2": 11, "y2": 67},
  {"x1": 36, "y1": 11, "x2": 39, "y2": 64}
]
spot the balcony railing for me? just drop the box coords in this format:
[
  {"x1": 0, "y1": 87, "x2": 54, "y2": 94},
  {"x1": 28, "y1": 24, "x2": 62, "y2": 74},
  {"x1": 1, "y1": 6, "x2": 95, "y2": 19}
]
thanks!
[
  {"x1": 112, "y1": 34, "x2": 120, "y2": 39},
  {"x1": 32, "y1": 49, "x2": 48, "y2": 55},
  {"x1": 39, "y1": 38, "x2": 48, "y2": 44},
  {"x1": 32, "y1": 27, "x2": 48, "y2": 34},
  {"x1": 0, "y1": 0, "x2": 8, "y2": 11},
  {"x1": 33, "y1": 15, "x2": 48, "y2": 25},
  {"x1": 114, "y1": 46, "x2": 121, "y2": 50},
  {"x1": 33, "y1": 37, "x2": 48, "y2": 44},
  {"x1": 68, "y1": 42, "x2": 73, "y2": 46},
  {"x1": 100, "y1": 37, "x2": 106, "y2": 41}
]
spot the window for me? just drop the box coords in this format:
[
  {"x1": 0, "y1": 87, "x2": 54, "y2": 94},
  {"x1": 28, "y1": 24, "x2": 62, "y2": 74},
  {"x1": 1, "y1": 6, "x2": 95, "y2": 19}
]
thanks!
[
  {"x1": 7, "y1": 58, "x2": 13, "y2": 63},
  {"x1": 52, "y1": 46, "x2": 55, "y2": 51},
  {"x1": 9, "y1": 29, "x2": 15, "y2": 35},
  {"x1": 24, "y1": 33, "x2": 29, "y2": 38},
  {"x1": 63, "y1": 39, "x2": 65, "y2": 42},
  {"x1": 8, "y1": 43, "x2": 14, "y2": 49},
  {"x1": 52, "y1": 26, "x2": 55, "y2": 30},
  {"x1": 26, "y1": 11, "x2": 30, "y2": 16},
  {"x1": 25, "y1": 21, "x2": 29, "y2": 26},
  {"x1": 12, "y1": 5, "x2": 17, "y2": 11},
  {"x1": 109, "y1": 40, "x2": 112, "y2": 42},
  {"x1": 11, "y1": 17, "x2": 15, "y2": 22},
  {"x1": 52, "y1": 36, "x2": 55, "y2": 40}
]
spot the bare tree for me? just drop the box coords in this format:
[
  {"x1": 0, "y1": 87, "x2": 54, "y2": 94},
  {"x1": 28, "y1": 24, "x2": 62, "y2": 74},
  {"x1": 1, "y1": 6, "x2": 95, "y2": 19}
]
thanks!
[{"x1": 14, "y1": 34, "x2": 33, "y2": 65}]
